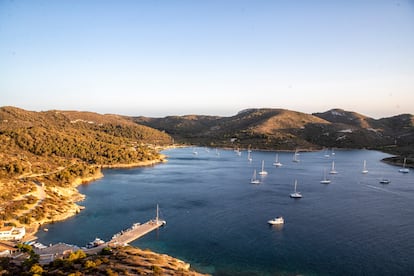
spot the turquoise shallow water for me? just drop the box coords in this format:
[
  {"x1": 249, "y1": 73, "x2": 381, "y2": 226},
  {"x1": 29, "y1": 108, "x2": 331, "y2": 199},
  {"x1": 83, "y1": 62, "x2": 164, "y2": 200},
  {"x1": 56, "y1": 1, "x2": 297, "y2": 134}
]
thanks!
[{"x1": 37, "y1": 148, "x2": 414, "y2": 275}]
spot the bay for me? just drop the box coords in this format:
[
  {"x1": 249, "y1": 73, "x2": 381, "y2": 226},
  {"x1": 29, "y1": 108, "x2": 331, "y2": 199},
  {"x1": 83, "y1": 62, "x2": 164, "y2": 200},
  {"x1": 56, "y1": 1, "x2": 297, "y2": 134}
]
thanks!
[{"x1": 37, "y1": 148, "x2": 414, "y2": 275}]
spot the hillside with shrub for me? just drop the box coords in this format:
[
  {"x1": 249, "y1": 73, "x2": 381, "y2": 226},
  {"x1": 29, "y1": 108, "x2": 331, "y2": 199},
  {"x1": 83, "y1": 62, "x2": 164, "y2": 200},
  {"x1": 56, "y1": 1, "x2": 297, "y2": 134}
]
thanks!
[
  {"x1": 134, "y1": 108, "x2": 413, "y2": 166},
  {"x1": 0, "y1": 106, "x2": 173, "y2": 234}
]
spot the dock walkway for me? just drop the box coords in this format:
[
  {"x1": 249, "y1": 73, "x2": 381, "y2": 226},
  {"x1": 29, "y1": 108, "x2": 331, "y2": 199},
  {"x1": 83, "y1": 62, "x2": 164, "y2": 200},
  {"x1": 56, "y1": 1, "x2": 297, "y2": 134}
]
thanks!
[
  {"x1": 110, "y1": 219, "x2": 166, "y2": 245},
  {"x1": 83, "y1": 219, "x2": 166, "y2": 254},
  {"x1": 35, "y1": 205, "x2": 166, "y2": 256}
]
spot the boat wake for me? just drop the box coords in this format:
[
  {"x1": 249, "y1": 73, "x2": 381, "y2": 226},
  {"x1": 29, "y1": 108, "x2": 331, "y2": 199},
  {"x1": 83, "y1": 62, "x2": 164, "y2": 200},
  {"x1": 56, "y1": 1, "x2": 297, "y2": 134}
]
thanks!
[{"x1": 364, "y1": 185, "x2": 406, "y2": 198}]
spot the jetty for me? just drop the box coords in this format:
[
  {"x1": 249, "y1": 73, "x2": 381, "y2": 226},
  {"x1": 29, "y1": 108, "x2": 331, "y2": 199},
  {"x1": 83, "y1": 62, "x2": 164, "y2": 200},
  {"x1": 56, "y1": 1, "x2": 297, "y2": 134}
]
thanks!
[
  {"x1": 34, "y1": 205, "x2": 166, "y2": 258},
  {"x1": 109, "y1": 205, "x2": 166, "y2": 246},
  {"x1": 110, "y1": 219, "x2": 166, "y2": 245}
]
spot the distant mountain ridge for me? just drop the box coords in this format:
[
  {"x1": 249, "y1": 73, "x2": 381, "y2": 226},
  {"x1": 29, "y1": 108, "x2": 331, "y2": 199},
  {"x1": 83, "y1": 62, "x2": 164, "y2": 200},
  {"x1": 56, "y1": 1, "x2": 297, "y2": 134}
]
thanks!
[
  {"x1": 133, "y1": 108, "x2": 413, "y2": 160},
  {"x1": 1, "y1": 105, "x2": 412, "y2": 161}
]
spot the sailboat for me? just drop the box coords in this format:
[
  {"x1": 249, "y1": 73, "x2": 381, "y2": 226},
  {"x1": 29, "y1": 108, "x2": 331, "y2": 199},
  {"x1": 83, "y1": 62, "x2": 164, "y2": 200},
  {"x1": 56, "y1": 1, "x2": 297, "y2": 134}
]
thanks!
[
  {"x1": 273, "y1": 153, "x2": 282, "y2": 167},
  {"x1": 155, "y1": 204, "x2": 167, "y2": 226},
  {"x1": 398, "y1": 158, "x2": 410, "y2": 173},
  {"x1": 361, "y1": 160, "x2": 368, "y2": 174},
  {"x1": 329, "y1": 161, "x2": 338, "y2": 174},
  {"x1": 292, "y1": 150, "x2": 300, "y2": 163},
  {"x1": 290, "y1": 180, "x2": 302, "y2": 198},
  {"x1": 250, "y1": 169, "x2": 260, "y2": 184},
  {"x1": 258, "y1": 160, "x2": 268, "y2": 175},
  {"x1": 247, "y1": 151, "x2": 252, "y2": 163},
  {"x1": 320, "y1": 169, "x2": 331, "y2": 184}
]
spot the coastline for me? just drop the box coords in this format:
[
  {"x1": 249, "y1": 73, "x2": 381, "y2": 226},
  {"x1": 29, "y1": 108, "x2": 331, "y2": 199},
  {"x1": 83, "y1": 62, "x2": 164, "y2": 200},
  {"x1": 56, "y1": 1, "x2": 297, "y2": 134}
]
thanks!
[
  {"x1": 381, "y1": 156, "x2": 413, "y2": 168},
  {"x1": 24, "y1": 155, "x2": 167, "y2": 240},
  {"x1": 18, "y1": 153, "x2": 211, "y2": 275}
]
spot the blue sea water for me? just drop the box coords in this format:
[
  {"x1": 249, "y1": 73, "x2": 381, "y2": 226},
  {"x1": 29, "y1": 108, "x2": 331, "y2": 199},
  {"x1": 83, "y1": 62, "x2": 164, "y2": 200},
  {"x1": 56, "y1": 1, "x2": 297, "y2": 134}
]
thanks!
[{"x1": 37, "y1": 148, "x2": 414, "y2": 275}]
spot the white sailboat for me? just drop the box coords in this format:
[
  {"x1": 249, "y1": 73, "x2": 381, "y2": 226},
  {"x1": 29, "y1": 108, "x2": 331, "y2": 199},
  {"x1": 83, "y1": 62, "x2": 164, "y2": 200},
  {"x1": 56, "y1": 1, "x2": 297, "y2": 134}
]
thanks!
[
  {"x1": 398, "y1": 158, "x2": 410, "y2": 173},
  {"x1": 273, "y1": 153, "x2": 282, "y2": 167},
  {"x1": 292, "y1": 150, "x2": 300, "y2": 163},
  {"x1": 250, "y1": 169, "x2": 260, "y2": 184},
  {"x1": 290, "y1": 180, "x2": 302, "y2": 198},
  {"x1": 329, "y1": 160, "x2": 338, "y2": 174},
  {"x1": 320, "y1": 169, "x2": 331, "y2": 184},
  {"x1": 258, "y1": 160, "x2": 268, "y2": 175},
  {"x1": 155, "y1": 204, "x2": 167, "y2": 226},
  {"x1": 247, "y1": 151, "x2": 252, "y2": 163},
  {"x1": 362, "y1": 160, "x2": 368, "y2": 174}
]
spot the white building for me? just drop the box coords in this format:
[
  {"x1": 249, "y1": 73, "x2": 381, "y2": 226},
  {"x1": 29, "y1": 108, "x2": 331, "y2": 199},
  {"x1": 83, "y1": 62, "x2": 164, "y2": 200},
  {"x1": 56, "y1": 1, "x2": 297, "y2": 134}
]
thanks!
[{"x1": 0, "y1": 226, "x2": 26, "y2": 241}]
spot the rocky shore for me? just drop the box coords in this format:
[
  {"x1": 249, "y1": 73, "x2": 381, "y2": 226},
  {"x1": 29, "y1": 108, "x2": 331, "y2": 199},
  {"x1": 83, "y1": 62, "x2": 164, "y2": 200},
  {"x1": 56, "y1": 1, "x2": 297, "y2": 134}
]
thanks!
[{"x1": 25, "y1": 156, "x2": 167, "y2": 239}]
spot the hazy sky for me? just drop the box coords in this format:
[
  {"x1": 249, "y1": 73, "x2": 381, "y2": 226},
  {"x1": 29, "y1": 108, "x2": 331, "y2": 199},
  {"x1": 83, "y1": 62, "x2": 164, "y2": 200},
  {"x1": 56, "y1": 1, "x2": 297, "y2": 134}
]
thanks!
[{"x1": 1, "y1": 0, "x2": 413, "y2": 118}]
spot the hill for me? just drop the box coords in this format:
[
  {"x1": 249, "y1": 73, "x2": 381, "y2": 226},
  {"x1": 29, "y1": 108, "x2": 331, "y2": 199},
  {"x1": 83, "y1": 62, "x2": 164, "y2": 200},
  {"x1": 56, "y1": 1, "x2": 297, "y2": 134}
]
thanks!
[
  {"x1": 0, "y1": 106, "x2": 173, "y2": 235},
  {"x1": 133, "y1": 108, "x2": 414, "y2": 162}
]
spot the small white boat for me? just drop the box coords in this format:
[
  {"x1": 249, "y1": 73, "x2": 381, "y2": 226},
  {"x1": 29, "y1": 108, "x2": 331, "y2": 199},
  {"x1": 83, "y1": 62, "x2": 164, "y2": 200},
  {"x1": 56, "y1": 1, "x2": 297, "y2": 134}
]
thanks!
[
  {"x1": 87, "y1": 237, "x2": 105, "y2": 248},
  {"x1": 329, "y1": 160, "x2": 338, "y2": 174},
  {"x1": 398, "y1": 158, "x2": 410, "y2": 173},
  {"x1": 273, "y1": 153, "x2": 282, "y2": 167},
  {"x1": 290, "y1": 180, "x2": 302, "y2": 198},
  {"x1": 250, "y1": 169, "x2": 260, "y2": 184},
  {"x1": 155, "y1": 204, "x2": 167, "y2": 226},
  {"x1": 268, "y1": 217, "x2": 284, "y2": 225},
  {"x1": 258, "y1": 160, "x2": 268, "y2": 175},
  {"x1": 320, "y1": 169, "x2": 331, "y2": 184},
  {"x1": 362, "y1": 160, "x2": 368, "y2": 174},
  {"x1": 379, "y1": 178, "x2": 391, "y2": 184},
  {"x1": 292, "y1": 150, "x2": 300, "y2": 163},
  {"x1": 247, "y1": 151, "x2": 252, "y2": 162}
]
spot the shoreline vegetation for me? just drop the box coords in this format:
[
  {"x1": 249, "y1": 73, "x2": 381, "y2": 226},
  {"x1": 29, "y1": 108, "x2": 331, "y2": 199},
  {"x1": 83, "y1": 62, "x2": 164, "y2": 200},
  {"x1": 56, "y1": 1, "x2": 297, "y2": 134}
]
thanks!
[{"x1": 26, "y1": 155, "x2": 168, "y2": 239}]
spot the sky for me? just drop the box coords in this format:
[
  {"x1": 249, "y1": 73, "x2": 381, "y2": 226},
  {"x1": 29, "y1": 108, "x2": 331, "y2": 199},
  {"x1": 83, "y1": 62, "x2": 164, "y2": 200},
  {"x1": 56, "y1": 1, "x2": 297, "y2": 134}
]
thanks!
[{"x1": 1, "y1": 0, "x2": 413, "y2": 118}]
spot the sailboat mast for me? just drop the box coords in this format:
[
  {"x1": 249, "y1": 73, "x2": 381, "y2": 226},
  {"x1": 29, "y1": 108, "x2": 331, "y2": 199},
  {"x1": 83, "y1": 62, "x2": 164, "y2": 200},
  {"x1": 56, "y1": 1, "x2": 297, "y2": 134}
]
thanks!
[{"x1": 156, "y1": 204, "x2": 159, "y2": 224}]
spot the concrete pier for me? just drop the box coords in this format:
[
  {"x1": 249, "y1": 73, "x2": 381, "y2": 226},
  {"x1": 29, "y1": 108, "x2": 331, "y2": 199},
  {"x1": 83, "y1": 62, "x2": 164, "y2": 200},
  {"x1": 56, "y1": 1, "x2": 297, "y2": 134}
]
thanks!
[
  {"x1": 110, "y1": 219, "x2": 166, "y2": 245},
  {"x1": 35, "y1": 206, "x2": 166, "y2": 257}
]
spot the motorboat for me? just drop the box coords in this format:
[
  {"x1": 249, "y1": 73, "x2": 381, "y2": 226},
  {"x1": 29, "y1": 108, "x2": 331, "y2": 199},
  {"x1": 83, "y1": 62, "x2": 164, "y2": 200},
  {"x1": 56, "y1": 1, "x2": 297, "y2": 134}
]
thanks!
[{"x1": 268, "y1": 217, "x2": 284, "y2": 225}]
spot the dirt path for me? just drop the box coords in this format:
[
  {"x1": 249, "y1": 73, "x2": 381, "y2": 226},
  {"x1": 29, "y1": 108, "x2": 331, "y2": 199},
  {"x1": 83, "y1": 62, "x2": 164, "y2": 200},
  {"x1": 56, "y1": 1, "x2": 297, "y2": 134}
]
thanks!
[{"x1": 16, "y1": 182, "x2": 46, "y2": 216}]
